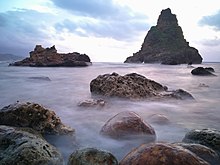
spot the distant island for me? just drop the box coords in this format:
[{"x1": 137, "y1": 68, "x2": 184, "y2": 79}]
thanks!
[
  {"x1": 124, "y1": 8, "x2": 203, "y2": 65},
  {"x1": 0, "y1": 53, "x2": 22, "y2": 61},
  {"x1": 9, "y1": 45, "x2": 92, "y2": 67}
]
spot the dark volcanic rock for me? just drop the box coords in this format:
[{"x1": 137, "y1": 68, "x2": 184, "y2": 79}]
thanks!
[
  {"x1": 100, "y1": 111, "x2": 156, "y2": 140},
  {"x1": 9, "y1": 45, "x2": 91, "y2": 67},
  {"x1": 0, "y1": 125, "x2": 63, "y2": 165},
  {"x1": 90, "y1": 72, "x2": 194, "y2": 100},
  {"x1": 120, "y1": 143, "x2": 209, "y2": 165},
  {"x1": 191, "y1": 67, "x2": 216, "y2": 76},
  {"x1": 183, "y1": 128, "x2": 220, "y2": 155},
  {"x1": 0, "y1": 101, "x2": 74, "y2": 135},
  {"x1": 68, "y1": 148, "x2": 118, "y2": 165},
  {"x1": 124, "y1": 8, "x2": 203, "y2": 64}
]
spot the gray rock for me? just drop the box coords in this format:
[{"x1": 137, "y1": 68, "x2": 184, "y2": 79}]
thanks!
[
  {"x1": 191, "y1": 67, "x2": 216, "y2": 76},
  {"x1": 0, "y1": 125, "x2": 64, "y2": 165}
]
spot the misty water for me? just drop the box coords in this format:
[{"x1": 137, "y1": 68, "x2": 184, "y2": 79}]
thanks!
[{"x1": 0, "y1": 61, "x2": 220, "y2": 162}]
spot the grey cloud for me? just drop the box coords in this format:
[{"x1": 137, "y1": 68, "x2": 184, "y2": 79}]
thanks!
[{"x1": 199, "y1": 10, "x2": 220, "y2": 30}]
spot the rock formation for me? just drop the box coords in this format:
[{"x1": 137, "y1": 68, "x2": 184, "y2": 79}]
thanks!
[
  {"x1": 191, "y1": 67, "x2": 216, "y2": 76},
  {"x1": 124, "y1": 8, "x2": 203, "y2": 65},
  {"x1": 90, "y1": 72, "x2": 194, "y2": 100},
  {"x1": 10, "y1": 45, "x2": 91, "y2": 67}
]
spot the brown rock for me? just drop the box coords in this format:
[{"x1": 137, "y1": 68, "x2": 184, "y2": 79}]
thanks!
[
  {"x1": 0, "y1": 101, "x2": 74, "y2": 135},
  {"x1": 100, "y1": 111, "x2": 156, "y2": 140},
  {"x1": 120, "y1": 143, "x2": 210, "y2": 165}
]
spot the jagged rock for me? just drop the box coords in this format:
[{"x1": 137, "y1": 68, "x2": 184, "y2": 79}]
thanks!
[
  {"x1": 191, "y1": 67, "x2": 216, "y2": 76},
  {"x1": 0, "y1": 125, "x2": 64, "y2": 165},
  {"x1": 68, "y1": 148, "x2": 118, "y2": 165},
  {"x1": 90, "y1": 72, "x2": 194, "y2": 100},
  {"x1": 100, "y1": 111, "x2": 156, "y2": 140},
  {"x1": 174, "y1": 143, "x2": 220, "y2": 165},
  {"x1": 0, "y1": 101, "x2": 74, "y2": 135},
  {"x1": 182, "y1": 128, "x2": 220, "y2": 155},
  {"x1": 9, "y1": 45, "x2": 92, "y2": 67},
  {"x1": 124, "y1": 8, "x2": 203, "y2": 65},
  {"x1": 120, "y1": 143, "x2": 210, "y2": 165}
]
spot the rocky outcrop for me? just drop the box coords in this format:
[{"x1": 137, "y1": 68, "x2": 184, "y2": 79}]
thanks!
[
  {"x1": 191, "y1": 67, "x2": 216, "y2": 76},
  {"x1": 120, "y1": 143, "x2": 210, "y2": 165},
  {"x1": 0, "y1": 101, "x2": 74, "y2": 135},
  {"x1": 0, "y1": 125, "x2": 64, "y2": 165},
  {"x1": 68, "y1": 148, "x2": 118, "y2": 165},
  {"x1": 124, "y1": 8, "x2": 203, "y2": 64},
  {"x1": 100, "y1": 111, "x2": 156, "y2": 140},
  {"x1": 90, "y1": 72, "x2": 194, "y2": 100},
  {"x1": 9, "y1": 45, "x2": 91, "y2": 67}
]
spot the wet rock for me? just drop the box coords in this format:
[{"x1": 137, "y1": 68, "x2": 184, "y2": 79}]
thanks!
[
  {"x1": 148, "y1": 114, "x2": 170, "y2": 124},
  {"x1": 199, "y1": 83, "x2": 209, "y2": 88},
  {"x1": 90, "y1": 72, "x2": 194, "y2": 100},
  {"x1": 191, "y1": 67, "x2": 216, "y2": 76},
  {"x1": 0, "y1": 101, "x2": 74, "y2": 135},
  {"x1": 174, "y1": 143, "x2": 220, "y2": 165},
  {"x1": 9, "y1": 45, "x2": 92, "y2": 67},
  {"x1": 182, "y1": 128, "x2": 220, "y2": 155},
  {"x1": 0, "y1": 125, "x2": 63, "y2": 165},
  {"x1": 120, "y1": 143, "x2": 210, "y2": 165},
  {"x1": 78, "y1": 99, "x2": 106, "y2": 108},
  {"x1": 124, "y1": 8, "x2": 202, "y2": 64},
  {"x1": 100, "y1": 111, "x2": 156, "y2": 140},
  {"x1": 205, "y1": 67, "x2": 215, "y2": 72},
  {"x1": 68, "y1": 147, "x2": 118, "y2": 165},
  {"x1": 29, "y1": 76, "x2": 51, "y2": 81}
]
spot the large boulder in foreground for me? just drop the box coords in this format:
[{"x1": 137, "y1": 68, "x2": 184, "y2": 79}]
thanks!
[
  {"x1": 0, "y1": 101, "x2": 74, "y2": 135},
  {"x1": 10, "y1": 45, "x2": 91, "y2": 67},
  {"x1": 68, "y1": 148, "x2": 118, "y2": 165},
  {"x1": 120, "y1": 143, "x2": 210, "y2": 165},
  {"x1": 90, "y1": 72, "x2": 194, "y2": 100},
  {"x1": 124, "y1": 8, "x2": 202, "y2": 64},
  {"x1": 0, "y1": 125, "x2": 63, "y2": 165},
  {"x1": 183, "y1": 128, "x2": 220, "y2": 155},
  {"x1": 100, "y1": 111, "x2": 156, "y2": 140}
]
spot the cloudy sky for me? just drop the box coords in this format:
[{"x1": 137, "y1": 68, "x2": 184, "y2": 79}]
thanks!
[{"x1": 0, "y1": 0, "x2": 220, "y2": 62}]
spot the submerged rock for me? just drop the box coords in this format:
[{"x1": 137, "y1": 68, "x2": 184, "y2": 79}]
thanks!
[
  {"x1": 183, "y1": 128, "x2": 220, "y2": 155},
  {"x1": 90, "y1": 72, "x2": 194, "y2": 100},
  {"x1": 124, "y1": 8, "x2": 202, "y2": 64},
  {"x1": 9, "y1": 45, "x2": 91, "y2": 67},
  {"x1": 0, "y1": 101, "x2": 74, "y2": 135},
  {"x1": 191, "y1": 67, "x2": 216, "y2": 76},
  {"x1": 120, "y1": 143, "x2": 210, "y2": 165},
  {"x1": 148, "y1": 114, "x2": 170, "y2": 124},
  {"x1": 78, "y1": 99, "x2": 106, "y2": 108},
  {"x1": 0, "y1": 125, "x2": 63, "y2": 165},
  {"x1": 100, "y1": 111, "x2": 156, "y2": 140},
  {"x1": 68, "y1": 148, "x2": 118, "y2": 165}
]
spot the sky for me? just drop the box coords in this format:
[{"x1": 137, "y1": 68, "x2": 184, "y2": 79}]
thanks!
[{"x1": 0, "y1": 0, "x2": 220, "y2": 62}]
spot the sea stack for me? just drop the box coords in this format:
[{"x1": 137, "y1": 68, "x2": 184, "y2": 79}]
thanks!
[{"x1": 124, "y1": 8, "x2": 203, "y2": 65}]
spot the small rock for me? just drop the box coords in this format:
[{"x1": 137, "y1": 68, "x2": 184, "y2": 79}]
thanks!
[
  {"x1": 148, "y1": 114, "x2": 170, "y2": 124},
  {"x1": 191, "y1": 67, "x2": 216, "y2": 76},
  {"x1": 78, "y1": 99, "x2": 106, "y2": 107}
]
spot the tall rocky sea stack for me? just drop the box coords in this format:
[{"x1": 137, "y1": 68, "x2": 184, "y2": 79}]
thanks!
[{"x1": 124, "y1": 8, "x2": 203, "y2": 65}]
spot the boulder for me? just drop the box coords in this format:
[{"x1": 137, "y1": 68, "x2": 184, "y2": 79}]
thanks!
[
  {"x1": 0, "y1": 125, "x2": 63, "y2": 165},
  {"x1": 68, "y1": 148, "x2": 118, "y2": 165},
  {"x1": 90, "y1": 72, "x2": 194, "y2": 100},
  {"x1": 191, "y1": 67, "x2": 216, "y2": 76},
  {"x1": 182, "y1": 128, "x2": 220, "y2": 155},
  {"x1": 100, "y1": 111, "x2": 156, "y2": 140},
  {"x1": 124, "y1": 8, "x2": 202, "y2": 64},
  {"x1": 9, "y1": 45, "x2": 91, "y2": 67},
  {"x1": 120, "y1": 143, "x2": 210, "y2": 165},
  {"x1": 0, "y1": 101, "x2": 74, "y2": 135}
]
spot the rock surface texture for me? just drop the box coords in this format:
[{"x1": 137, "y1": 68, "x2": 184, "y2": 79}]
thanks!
[
  {"x1": 124, "y1": 8, "x2": 203, "y2": 64},
  {"x1": 120, "y1": 143, "x2": 210, "y2": 165},
  {"x1": 68, "y1": 148, "x2": 118, "y2": 165},
  {"x1": 0, "y1": 101, "x2": 74, "y2": 135},
  {"x1": 0, "y1": 125, "x2": 63, "y2": 165},
  {"x1": 90, "y1": 72, "x2": 194, "y2": 100},
  {"x1": 100, "y1": 111, "x2": 156, "y2": 140},
  {"x1": 10, "y1": 45, "x2": 91, "y2": 67}
]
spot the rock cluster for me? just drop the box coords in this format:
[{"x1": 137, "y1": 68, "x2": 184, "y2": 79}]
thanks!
[
  {"x1": 10, "y1": 45, "x2": 91, "y2": 67},
  {"x1": 90, "y1": 72, "x2": 194, "y2": 100},
  {"x1": 124, "y1": 8, "x2": 203, "y2": 65}
]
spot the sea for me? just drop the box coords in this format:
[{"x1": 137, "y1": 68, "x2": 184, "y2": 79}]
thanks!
[{"x1": 0, "y1": 61, "x2": 220, "y2": 162}]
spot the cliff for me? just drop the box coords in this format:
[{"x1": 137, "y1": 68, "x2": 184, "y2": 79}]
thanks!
[{"x1": 124, "y1": 8, "x2": 203, "y2": 65}]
